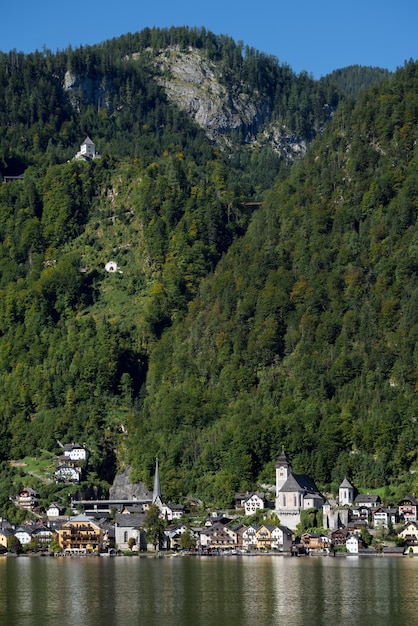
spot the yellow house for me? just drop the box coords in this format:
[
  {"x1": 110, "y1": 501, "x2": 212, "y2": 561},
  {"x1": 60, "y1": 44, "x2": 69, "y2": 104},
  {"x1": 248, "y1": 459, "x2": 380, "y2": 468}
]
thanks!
[
  {"x1": 0, "y1": 528, "x2": 12, "y2": 551},
  {"x1": 57, "y1": 514, "x2": 103, "y2": 554},
  {"x1": 255, "y1": 524, "x2": 274, "y2": 550}
]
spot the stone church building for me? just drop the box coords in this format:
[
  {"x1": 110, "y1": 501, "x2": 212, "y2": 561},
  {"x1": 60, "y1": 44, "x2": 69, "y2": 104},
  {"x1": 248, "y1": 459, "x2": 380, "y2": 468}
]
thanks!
[{"x1": 275, "y1": 450, "x2": 324, "y2": 531}]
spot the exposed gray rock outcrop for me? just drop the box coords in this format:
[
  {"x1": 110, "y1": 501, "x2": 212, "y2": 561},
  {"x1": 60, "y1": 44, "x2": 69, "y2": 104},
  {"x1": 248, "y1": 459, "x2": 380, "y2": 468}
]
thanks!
[
  {"x1": 153, "y1": 47, "x2": 272, "y2": 148},
  {"x1": 64, "y1": 70, "x2": 112, "y2": 112},
  {"x1": 109, "y1": 466, "x2": 152, "y2": 500}
]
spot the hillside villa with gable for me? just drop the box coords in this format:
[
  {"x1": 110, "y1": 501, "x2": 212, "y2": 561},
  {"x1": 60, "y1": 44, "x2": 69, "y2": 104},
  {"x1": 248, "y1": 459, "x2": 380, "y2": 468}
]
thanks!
[
  {"x1": 63, "y1": 443, "x2": 89, "y2": 462},
  {"x1": 398, "y1": 496, "x2": 418, "y2": 522}
]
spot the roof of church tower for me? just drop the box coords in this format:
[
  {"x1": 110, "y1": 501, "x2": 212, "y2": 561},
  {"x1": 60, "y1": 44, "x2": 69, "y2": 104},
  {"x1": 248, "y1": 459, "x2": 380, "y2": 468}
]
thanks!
[
  {"x1": 152, "y1": 458, "x2": 162, "y2": 504},
  {"x1": 339, "y1": 478, "x2": 354, "y2": 489},
  {"x1": 275, "y1": 449, "x2": 290, "y2": 468}
]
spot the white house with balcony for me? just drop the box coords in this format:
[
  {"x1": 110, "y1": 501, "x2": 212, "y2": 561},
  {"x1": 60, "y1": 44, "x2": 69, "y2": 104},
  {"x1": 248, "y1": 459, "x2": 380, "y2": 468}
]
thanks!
[
  {"x1": 242, "y1": 492, "x2": 266, "y2": 516},
  {"x1": 242, "y1": 525, "x2": 258, "y2": 550}
]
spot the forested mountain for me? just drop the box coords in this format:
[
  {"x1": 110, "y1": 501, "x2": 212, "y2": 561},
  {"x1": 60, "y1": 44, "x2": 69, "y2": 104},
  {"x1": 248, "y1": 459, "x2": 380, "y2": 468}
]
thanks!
[
  {"x1": 0, "y1": 26, "x2": 415, "y2": 515},
  {"x1": 323, "y1": 65, "x2": 391, "y2": 99}
]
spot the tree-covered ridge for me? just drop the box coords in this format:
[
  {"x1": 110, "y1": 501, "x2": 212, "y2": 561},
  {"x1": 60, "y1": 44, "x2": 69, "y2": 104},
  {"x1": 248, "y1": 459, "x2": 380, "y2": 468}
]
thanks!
[
  {"x1": 323, "y1": 65, "x2": 391, "y2": 99},
  {"x1": 0, "y1": 26, "x2": 345, "y2": 189},
  {"x1": 0, "y1": 27, "x2": 415, "y2": 514},
  {"x1": 128, "y1": 60, "x2": 418, "y2": 503}
]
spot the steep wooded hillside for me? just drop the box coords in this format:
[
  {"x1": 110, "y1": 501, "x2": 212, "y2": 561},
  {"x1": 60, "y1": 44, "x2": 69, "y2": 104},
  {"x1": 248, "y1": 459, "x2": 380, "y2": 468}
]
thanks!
[
  {"x1": 127, "y1": 61, "x2": 418, "y2": 504},
  {"x1": 0, "y1": 26, "x2": 409, "y2": 515}
]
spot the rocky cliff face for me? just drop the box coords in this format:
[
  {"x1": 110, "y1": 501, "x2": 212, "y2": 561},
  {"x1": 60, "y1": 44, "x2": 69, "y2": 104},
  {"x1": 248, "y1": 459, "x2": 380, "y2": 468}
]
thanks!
[
  {"x1": 64, "y1": 46, "x2": 307, "y2": 159},
  {"x1": 109, "y1": 466, "x2": 152, "y2": 500},
  {"x1": 153, "y1": 47, "x2": 269, "y2": 142},
  {"x1": 152, "y1": 46, "x2": 305, "y2": 157},
  {"x1": 63, "y1": 70, "x2": 113, "y2": 112}
]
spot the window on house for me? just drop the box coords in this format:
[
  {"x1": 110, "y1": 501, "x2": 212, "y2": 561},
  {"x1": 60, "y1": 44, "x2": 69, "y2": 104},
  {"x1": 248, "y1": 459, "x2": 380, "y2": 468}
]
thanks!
[{"x1": 124, "y1": 531, "x2": 128, "y2": 542}]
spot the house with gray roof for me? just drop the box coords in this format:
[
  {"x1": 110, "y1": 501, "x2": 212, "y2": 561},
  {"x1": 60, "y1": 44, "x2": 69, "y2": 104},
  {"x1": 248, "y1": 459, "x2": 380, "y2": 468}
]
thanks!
[
  {"x1": 354, "y1": 494, "x2": 381, "y2": 507},
  {"x1": 114, "y1": 513, "x2": 146, "y2": 551}
]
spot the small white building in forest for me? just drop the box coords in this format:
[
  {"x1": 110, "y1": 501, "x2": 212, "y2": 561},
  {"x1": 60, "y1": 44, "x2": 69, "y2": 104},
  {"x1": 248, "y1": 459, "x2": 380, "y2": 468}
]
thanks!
[{"x1": 75, "y1": 137, "x2": 100, "y2": 160}]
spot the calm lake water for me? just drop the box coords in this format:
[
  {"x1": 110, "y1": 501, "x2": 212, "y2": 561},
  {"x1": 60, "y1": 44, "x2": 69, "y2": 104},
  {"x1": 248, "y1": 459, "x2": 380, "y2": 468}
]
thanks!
[{"x1": 1, "y1": 554, "x2": 417, "y2": 626}]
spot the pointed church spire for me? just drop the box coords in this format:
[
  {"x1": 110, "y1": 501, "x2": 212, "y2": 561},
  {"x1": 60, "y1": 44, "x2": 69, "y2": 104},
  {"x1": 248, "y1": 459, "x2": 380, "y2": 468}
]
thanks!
[{"x1": 152, "y1": 457, "x2": 162, "y2": 505}]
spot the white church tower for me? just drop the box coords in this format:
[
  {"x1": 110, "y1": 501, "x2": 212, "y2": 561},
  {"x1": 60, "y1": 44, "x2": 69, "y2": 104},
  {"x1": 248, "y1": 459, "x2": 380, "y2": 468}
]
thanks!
[
  {"x1": 338, "y1": 478, "x2": 354, "y2": 506},
  {"x1": 275, "y1": 449, "x2": 291, "y2": 497}
]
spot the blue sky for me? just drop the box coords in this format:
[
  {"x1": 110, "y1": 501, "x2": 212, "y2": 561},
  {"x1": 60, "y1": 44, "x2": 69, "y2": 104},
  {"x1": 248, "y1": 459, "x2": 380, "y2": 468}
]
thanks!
[{"x1": 2, "y1": 0, "x2": 418, "y2": 78}]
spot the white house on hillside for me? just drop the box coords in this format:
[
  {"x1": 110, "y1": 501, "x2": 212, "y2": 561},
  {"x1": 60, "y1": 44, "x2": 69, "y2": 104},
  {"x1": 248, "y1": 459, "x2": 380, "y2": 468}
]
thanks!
[
  {"x1": 63, "y1": 443, "x2": 89, "y2": 462},
  {"x1": 74, "y1": 137, "x2": 100, "y2": 160},
  {"x1": 55, "y1": 464, "x2": 82, "y2": 483},
  {"x1": 242, "y1": 492, "x2": 266, "y2": 516}
]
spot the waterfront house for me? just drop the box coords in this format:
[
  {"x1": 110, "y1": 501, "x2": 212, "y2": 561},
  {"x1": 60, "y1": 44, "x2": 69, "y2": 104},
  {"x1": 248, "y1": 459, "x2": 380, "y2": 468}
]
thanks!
[
  {"x1": 200, "y1": 523, "x2": 237, "y2": 550},
  {"x1": 32, "y1": 524, "x2": 55, "y2": 547},
  {"x1": 242, "y1": 525, "x2": 258, "y2": 550},
  {"x1": 230, "y1": 523, "x2": 247, "y2": 549},
  {"x1": 346, "y1": 534, "x2": 363, "y2": 554},
  {"x1": 255, "y1": 524, "x2": 275, "y2": 550},
  {"x1": 271, "y1": 525, "x2": 294, "y2": 551},
  {"x1": 57, "y1": 514, "x2": 104, "y2": 554},
  {"x1": 165, "y1": 523, "x2": 189, "y2": 550},
  {"x1": 398, "y1": 496, "x2": 418, "y2": 522},
  {"x1": 301, "y1": 533, "x2": 331, "y2": 553},
  {"x1": 0, "y1": 527, "x2": 12, "y2": 551},
  {"x1": 330, "y1": 528, "x2": 349, "y2": 546},
  {"x1": 398, "y1": 521, "x2": 418, "y2": 552},
  {"x1": 14, "y1": 525, "x2": 33, "y2": 545},
  {"x1": 114, "y1": 513, "x2": 145, "y2": 551}
]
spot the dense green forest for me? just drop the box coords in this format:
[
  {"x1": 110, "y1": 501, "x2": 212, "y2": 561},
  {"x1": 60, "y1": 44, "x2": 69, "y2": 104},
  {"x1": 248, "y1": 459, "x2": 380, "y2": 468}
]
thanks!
[
  {"x1": 2, "y1": 26, "x2": 417, "y2": 516},
  {"x1": 323, "y1": 65, "x2": 391, "y2": 98}
]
